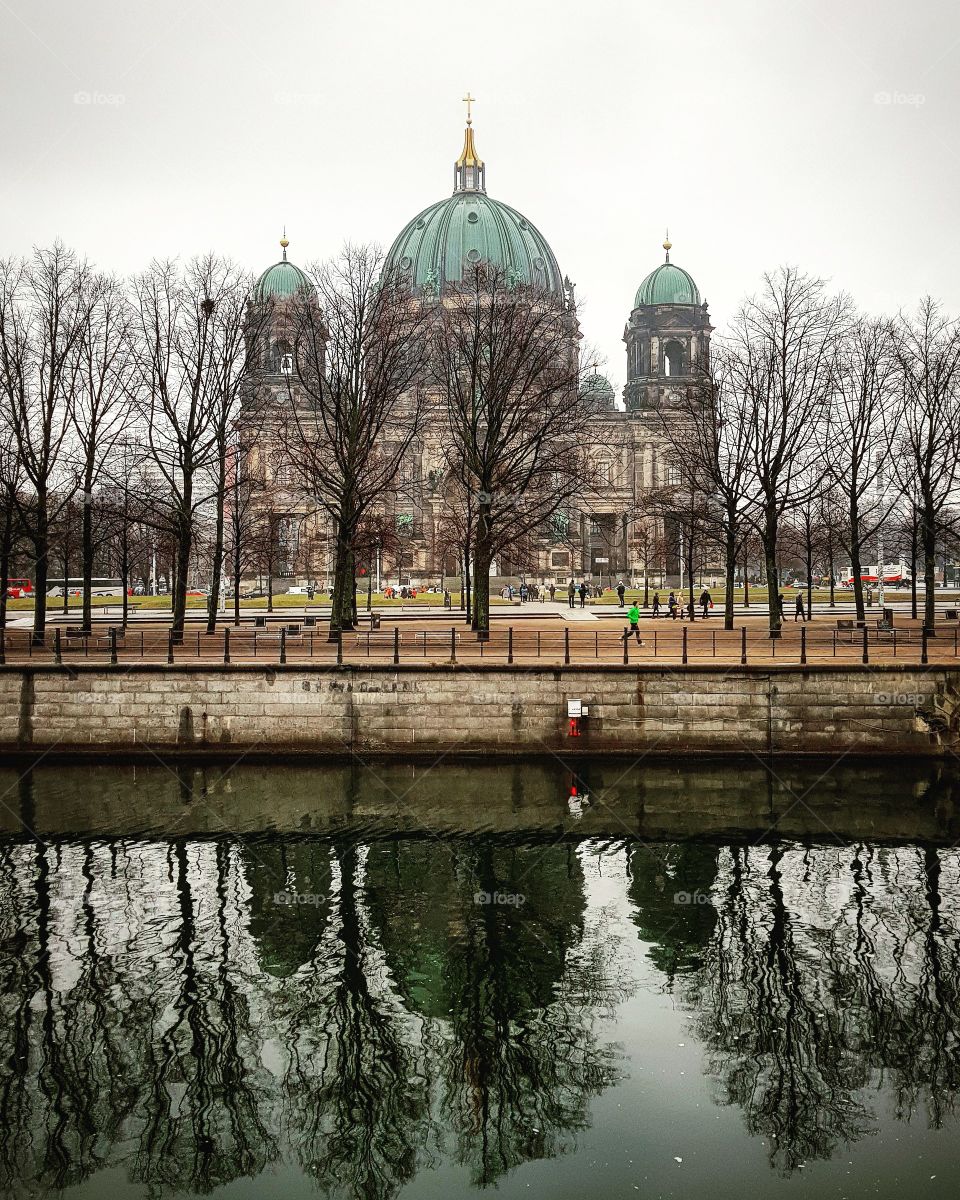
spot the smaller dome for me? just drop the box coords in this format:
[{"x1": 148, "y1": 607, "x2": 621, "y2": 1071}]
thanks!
[
  {"x1": 635, "y1": 262, "x2": 701, "y2": 308},
  {"x1": 581, "y1": 372, "x2": 615, "y2": 409},
  {"x1": 255, "y1": 259, "x2": 312, "y2": 301}
]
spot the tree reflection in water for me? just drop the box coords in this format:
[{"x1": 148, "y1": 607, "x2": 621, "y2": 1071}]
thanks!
[
  {"x1": 649, "y1": 839, "x2": 960, "y2": 1174},
  {"x1": 1, "y1": 807, "x2": 959, "y2": 1197}
]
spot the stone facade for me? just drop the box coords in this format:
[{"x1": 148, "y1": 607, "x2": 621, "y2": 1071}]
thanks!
[{"x1": 1, "y1": 664, "x2": 957, "y2": 757}]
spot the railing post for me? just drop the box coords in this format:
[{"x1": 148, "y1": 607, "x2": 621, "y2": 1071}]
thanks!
[
  {"x1": 280, "y1": 627, "x2": 287, "y2": 664},
  {"x1": 337, "y1": 628, "x2": 343, "y2": 665},
  {"x1": 508, "y1": 626, "x2": 514, "y2": 664},
  {"x1": 800, "y1": 625, "x2": 806, "y2": 665},
  {"x1": 862, "y1": 626, "x2": 869, "y2": 665},
  {"x1": 110, "y1": 627, "x2": 118, "y2": 665},
  {"x1": 622, "y1": 630, "x2": 628, "y2": 665},
  {"x1": 564, "y1": 627, "x2": 570, "y2": 666},
  {"x1": 393, "y1": 626, "x2": 400, "y2": 665},
  {"x1": 223, "y1": 626, "x2": 230, "y2": 664},
  {"x1": 922, "y1": 628, "x2": 929, "y2": 665},
  {"x1": 682, "y1": 625, "x2": 688, "y2": 664},
  {"x1": 450, "y1": 625, "x2": 456, "y2": 663},
  {"x1": 167, "y1": 629, "x2": 175, "y2": 664},
  {"x1": 740, "y1": 626, "x2": 747, "y2": 665},
  {"x1": 54, "y1": 628, "x2": 62, "y2": 665}
]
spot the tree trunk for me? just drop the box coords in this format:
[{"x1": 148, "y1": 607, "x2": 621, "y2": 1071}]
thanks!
[
  {"x1": 472, "y1": 503, "x2": 492, "y2": 638},
  {"x1": 206, "y1": 472, "x2": 226, "y2": 635},
  {"x1": 61, "y1": 544, "x2": 70, "y2": 616},
  {"x1": 805, "y1": 532, "x2": 813, "y2": 623},
  {"x1": 32, "y1": 493, "x2": 49, "y2": 644},
  {"x1": 763, "y1": 503, "x2": 781, "y2": 638},
  {"x1": 743, "y1": 553, "x2": 750, "y2": 608},
  {"x1": 724, "y1": 526, "x2": 736, "y2": 630},
  {"x1": 686, "y1": 528, "x2": 695, "y2": 622},
  {"x1": 120, "y1": 526, "x2": 129, "y2": 629},
  {"x1": 329, "y1": 521, "x2": 356, "y2": 638},
  {"x1": 81, "y1": 462, "x2": 95, "y2": 633},
  {"x1": 850, "y1": 506, "x2": 865, "y2": 622},
  {"x1": 232, "y1": 523, "x2": 242, "y2": 626},
  {"x1": 0, "y1": 496, "x2": 12, "y2": 631},
  {"x1": 171, "y1": 507, "x2": 192, "y2": 640},
  {"x1": 828, "y1": 542, "x2": 836, "y2": 607},
  {"x1": 910, "y1": 519, "x2": 919, "y2": 620},
  {"x1": 462, "y1": 545, "x2": 472, "y2": 626},
  {"x1": 921, "y1": 501, "x2": 937, "y2": 634}
]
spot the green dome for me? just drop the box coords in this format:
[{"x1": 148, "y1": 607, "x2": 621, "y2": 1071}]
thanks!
[
  {"x1": 254, "y1": 258, "x2": 312, "y2": 301},
  {"x1": 384, "y1": 192, "x2": 563, "y2": 295},
  {"x1": 581, "y1": 372, "x2": 615, "y2": 408},
  {"x1": 634, "y1": 261, "x2": 701, "y2": 308}
]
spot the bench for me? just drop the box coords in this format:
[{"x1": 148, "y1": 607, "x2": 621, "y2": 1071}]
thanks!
[{"x1": 95, "y1": 628, "x2": 125, "y2": 650}]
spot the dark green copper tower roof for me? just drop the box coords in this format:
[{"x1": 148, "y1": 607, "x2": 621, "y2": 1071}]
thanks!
[
  {"x1": 255, "y1": 233, "x2": 313, "y2": 300},
  {"x1": 634, "y1": 235, "x2": 701, "y2": 307}
]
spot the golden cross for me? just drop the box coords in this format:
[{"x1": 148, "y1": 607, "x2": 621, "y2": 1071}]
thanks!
[{"x1": 462, "y1": 91, "x2": 476, "y2": 124}]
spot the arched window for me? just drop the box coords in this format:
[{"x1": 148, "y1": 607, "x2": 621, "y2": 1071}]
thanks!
[
  {"x1": 272, "y1": 339, "x2": 293, "y2": 374},
  {"x1": 663, "y1": 340, "x2": 685, "y2": 377}
]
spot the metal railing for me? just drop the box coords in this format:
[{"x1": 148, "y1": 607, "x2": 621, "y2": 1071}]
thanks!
[{"x1": 1, "y1": 621, "x2": 956, "y2": 667}]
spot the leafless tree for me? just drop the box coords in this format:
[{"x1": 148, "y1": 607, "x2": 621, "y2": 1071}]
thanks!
[
  {"x1": 827, "y1": 316, "x2": 900, "y2": 621},
  {"x1": 889, "y1": 300, "x2": 960, "y2": 634},
  {"x1": 0, "y1": 244, "x2": 91, "y2": 641},
  {"x1": 130, "y1": 255, "x2": 255, "y2": 638},
  {"x1": 727, "y1": 268, "x2": 851, "y2": 636},
  {"x1": 281, "y1": 244, "x2": 429, "y2": 636},
  {"x1": 429, "y1": 264, "x2": 589, "y2": 637}
]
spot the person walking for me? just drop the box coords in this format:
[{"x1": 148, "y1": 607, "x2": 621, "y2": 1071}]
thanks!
[
  {"x1": 777, "y1": 593, "x2": 786, "y2": 620},
  {"x1": 699, "y1": 587, "x2": 712, "y2": 618},
  {"x1": 578, "y1": 581, "x2": 588, "y2": 609},
  {"x1": 549, "y1": 583, "x2": 556, "y2": 602},
  {"x1": 795, "y1": 593, "x2": 805, "y2": 622},
  {"x1": 519, "y1": 582, "x2": 528, "y2": 603},
  {"x1": 668, "y1": 590, "x2": 678, "y2": 620},
  {"x1": 652, "y1": 591, "x2": 661, "y2": 617},
  {"x1": 621, "y1": 601, "x2": 643, "y2": 645},
  {"x1": 616, "y1": 580, "x2": 626, "y2": 607},
  {"x1": 567, "y1": 579, "x2": 575, "y2": 609}
]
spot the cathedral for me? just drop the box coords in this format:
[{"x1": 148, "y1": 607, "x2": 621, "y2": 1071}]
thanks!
[{"x1": 242, "y1": 106, "x2": 712, "y2": 588}]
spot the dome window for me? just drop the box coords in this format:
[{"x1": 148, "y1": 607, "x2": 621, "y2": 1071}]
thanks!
[
  {"x1": 467, "y1": 211, "x2": 479, "y2": 224},
  {"x1": 400, "y1": 255, "x2": 412, "y2": 269},
  {"x1": 467, "y1": 249, "x2": 481, "y2": 263}
]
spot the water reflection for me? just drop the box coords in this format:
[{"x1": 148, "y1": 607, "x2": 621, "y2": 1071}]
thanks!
[{"x1": 0, "y1": 759, "x2": 959, "y2": 1198}]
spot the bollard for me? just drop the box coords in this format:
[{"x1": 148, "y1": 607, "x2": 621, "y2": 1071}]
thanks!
[
  {"x1": 508, "y1": 626, "x2": 514, "y2": 664},
  {"x1": 110, "y1": 627, "x2": 118, "y2": 665},
  {"x1": 167, "y1": 629, "x2": 175, "y2": 664},
  {"x1": 280, "y1": 626, "x2": 287, "y2": 664},
  {"x1": 922, "y1": 628, "x2": 928, "y2": 664},
  {"x1": 223, "y1": 627, "x2": 230, "y2": 664},
  {"x1": 393, "y1": 626, "x2": 400, "y2": 665},
  {"x1": 800, "y1": 625, "x2": 806, "y2": 665},
  {"x1": 740, "y1": 626, "x2": 747, "y2": 665},
  {"x1": 450, "y1": 625, "x2": 457, "y2": 663},
  {"x1": 564, "y1": 627, "x2": 570, "y2": 666},
  {"x1": 682, "y1": 625, "x2": 688, "y2": 665},
  {"x1": 54, "y1": 628, "x2": 62, "y2": 664},
  {"x1": 862, "y1": 627, "x2": 869, "y2": 665},
  {"x1": 337, "y1": 628, "x2": 343, "y2": 665}
]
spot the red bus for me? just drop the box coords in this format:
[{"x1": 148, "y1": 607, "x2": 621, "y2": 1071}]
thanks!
[{"x1": 5, "y1": 578, "x2": 32, "y2": 598}]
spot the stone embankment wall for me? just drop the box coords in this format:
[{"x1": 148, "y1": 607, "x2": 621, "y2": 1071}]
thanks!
[{"x1": 0, "y1": 663, "x2": 958, "y2": 757}]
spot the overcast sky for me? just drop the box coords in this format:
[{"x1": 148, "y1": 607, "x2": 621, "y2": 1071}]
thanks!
[{"x1": 1, "y1": 0, "x2": 958, "y2": 393}]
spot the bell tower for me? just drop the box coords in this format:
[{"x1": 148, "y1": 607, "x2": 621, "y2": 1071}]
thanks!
[{"x1": 623, "y1": 235, "x2": 712, "y2": 413}]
